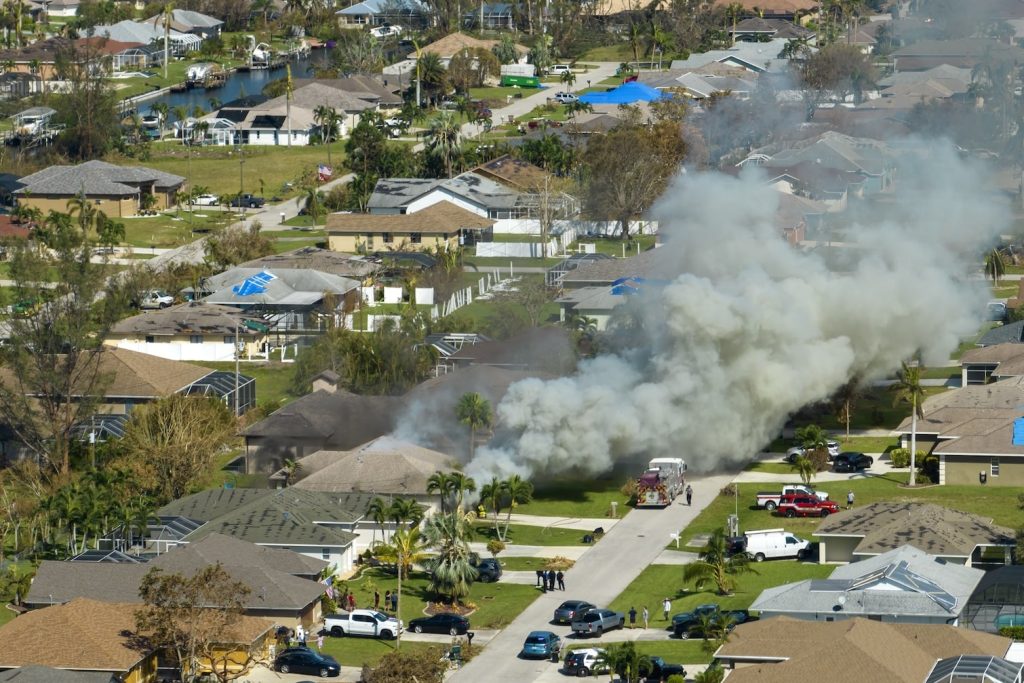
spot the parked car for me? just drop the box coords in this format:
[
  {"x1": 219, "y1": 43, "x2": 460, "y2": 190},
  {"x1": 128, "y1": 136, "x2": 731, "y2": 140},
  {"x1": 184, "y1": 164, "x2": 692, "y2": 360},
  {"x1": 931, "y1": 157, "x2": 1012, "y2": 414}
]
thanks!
[
  {"x1": 754, "y1": 485, "x2": 829, "y2": 511},
  {"x1": 563, "y1": 648, "x2": 608, "y2": 676},
  {"x1": 273, "y1": 647, "x2": 340, "y2": 677},
  {"x1": 324, "y1": 610, "x2": 402, "y2": 639},
  {"x1": 369, "y1": 24, "x2": 402, "y2": 38},
  {"x1": 228, "y1": 193, "x2": 265, "y2": 208},
  {"x1": 643, "y1": 656, "x2": 686, "y2": 682},
  {"x1": 138, "y1": 290, "x2": 174, "y2": 310},
  {"x1": 472, "y1": 557, "x2": 502, "y2": 582},
  {"x1": 743, "y1": 528, "x2": 811, "y2": 562},
  {"x1": 675, "y1": 608, "x2": 757, "y2": 639},
  {"x1": 554, "y1": 92, "x2": 579, "y2": 104},
  {"x1": 408, "y1": 612, "x2": 469, "y2": 635},
  {"x1": 785, "y1": 440, "x2": 840, "y2": 462},
  {"x1": 190, "y1": 193, "x2": 220, "y2": 206},
  {"x1": 833, "y1": 452, "x2": 874, "y2": 472},
  {"x1": 522, "y1": 630, "x2": 561, "y2": 659},
  {"x1": 571, "y1": 608, "x2": 625, "y2": 637},
  {"x1": 550, "y1": 64, "x2": 572, "y2": 75},
  {"x1": 554, "y1": 600, "x2": 595, "y2": 624},
  {"x1": 775, "y1": 494, "x2": 840, "y2": 518}
]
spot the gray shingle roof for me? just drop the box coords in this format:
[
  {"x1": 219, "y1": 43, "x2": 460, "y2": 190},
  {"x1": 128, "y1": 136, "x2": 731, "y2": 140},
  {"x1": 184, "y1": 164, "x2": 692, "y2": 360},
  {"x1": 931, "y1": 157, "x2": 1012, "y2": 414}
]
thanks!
[
  {"x1": 110, "y1": 302, "x2": 260, "y2": 337},
  {"x1": 241, "y1": 388, "x2": 401, "y2": 446},
  {"x1": 238, "y1": 247, "x2": 382, "y2": 279},
  {"x1": 979, "y1": 321, "x2": 1024, "y2": 347},
  {"x1": 368, "y1": 173, "x2": 522, "y2": 212},
  {"x1": 764, "y1": 131, "x2": 892, "y2": 176},
  {"x1": 202, "y1": 268, "x2": 360, "y2": 307},
  {"x1": 15, "y1": 160, "x2": 185, "y2": 197},
  {"x1": 292, "y1": 436, "x2": 457, "y2": 494}
]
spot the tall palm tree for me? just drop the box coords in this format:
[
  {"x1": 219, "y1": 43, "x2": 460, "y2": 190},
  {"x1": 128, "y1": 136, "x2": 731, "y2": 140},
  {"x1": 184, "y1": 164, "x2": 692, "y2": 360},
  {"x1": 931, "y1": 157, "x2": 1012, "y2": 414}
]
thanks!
[
  {"x1": 172, "y1": 104, "x2": 189, "y2": 141},
  {"x1": 427, "y1": 471, "x2": 456, "y2": 514},
  {"x1": 596, "y1": 642, "x2": 652, "y2": 683},
  {"x1": 427, "y1": 111, "x2": 462, "y2": 178},
  {"x1": 986, "y1": 248, "x2": 1006, "y2": 286},
  {"x1": 683, "y1": 527, "x2": 756, "y2": 593},
  {"x1": 500, "y1": 475, "x2": 533, "y2": 542},
  {"x1": 313, "y1": 104, "x2": 340, "y2": 168},
  {"x1": 478, "y1": 477, "x2": 504, "y2": 533},
  {"x1": 416, "y1": 51, "x2": 447, "y2": 104},
  {"x1": 447, "y1": 471, "x2": 477, "y2": 511},
  {"x1": 791, "y1": 455, "x2": 816, "y2": 486},
  {"x1": 794, "y1": 423, "x2": 828, "y2": 470},
  {"x1": 423, "y1": 510, "x2": 477, "y2": 605},
  {"x1": 892, "y1": 361, "x2": 925, "y2": 486},
  {"x1": 455, "y1": 392, "x2": 493, "y2": 460},
  {"x1": 370, "y1": 527, "x2": 428, "y2": 650},
  {"x1": 150, "y1": 102, "x2": 169, "y2": 137},
  {"x1": 388, "y1": 497, "x2": 424, "y2": 529},
  {"x1": 367, "y1": 496, "x2": 389, "y2": 545}
]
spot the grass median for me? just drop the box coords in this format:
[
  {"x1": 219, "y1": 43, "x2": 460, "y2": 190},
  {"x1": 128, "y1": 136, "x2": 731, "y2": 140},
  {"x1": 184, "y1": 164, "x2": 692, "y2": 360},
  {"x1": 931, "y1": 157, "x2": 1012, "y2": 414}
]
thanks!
[{"x1": 473, "y1": 522, "x2": 588, "y2": 546}]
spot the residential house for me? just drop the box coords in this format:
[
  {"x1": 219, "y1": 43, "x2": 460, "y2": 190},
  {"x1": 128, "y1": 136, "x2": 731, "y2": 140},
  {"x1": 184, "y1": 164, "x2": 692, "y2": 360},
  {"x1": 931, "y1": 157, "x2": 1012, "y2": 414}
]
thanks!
[
  {"x1": 39, "y1": 0, "x2": 81, "y2": 17},
  {"x1": 367, "y1": 172, "x2": 559, "y2": 220},
  {"x1": 411, "y1": 31, "x2": 528, "y2": 66},
  {"x1": 76, "y1": 37, "x2": 161, "y2": 72},
  {"x1": 336, "y1": 0, "x2": 428, "y2": 27},
  {"x1": 0, "y1": 38, "x2": 68, "y2": 91},
  {"x1": 893, "y1": 376, "x2": 1024, "y2": 485},
  {"x1": 729, "y1": 17, "x2": 816, "y2": 43},
  {"x1": 670, "y1": 39, "x2": 805, "y2": 75},
  {"x1": 326, "y1": 200, "x2": 496, "y2": 253},
  {"x1": 892, "y1": 38, "x2": 1024, "y2": 72},
  {"x1": 556, "y1": 280, "x2": 642, "y2": 331},
  {"x1": 237, "y1": 247, "x2": 382, "y2": 281},
  {"x1": 292, "y1": 76, "x2": 404, "y2": 110},
  {"x1": 470, "y1": 155, "x2": 553, "y2": 193},
  {"x1": 713, "y1": 617, "x2": 1013, "y2": 683},
  {"x1": 140, "y1": 9, "x2": 223, "y2": 39},
  {"x1": 90, "y1": 19, "x2": 201, "y2": 56},
  {"x1": 14, "y1": 161, "x2": 185, "y2": 217},
  {"x1": 156, "y1": 488, "x2": 370, "y2": 573},
  {"x1": 0, "y1": 597, "x2": 276, "y2": 682},
  {"x1": 962, "y1": 565, "x2": 1024, "y2": 632},
  {"x1": 0, "y1": 668, "x2": 117, "y2": 683},
  {"x1": 761, "y1": 161, "x2": 864, "y2": 209},
  {"x1": 756, "y1": 131, "x2": 895, "y2": 194},
  {"x1": 751, "y1": 545, "x2": 985, "y2": 625},
  {"x1": 199, "y1": 267, "x2": 361, "y2": 331},
  {"x1": 104, "y1": 303, "x2": 270, "y2": 362},
  {"x1": 554, "y1": 248, "x2": 676, "y2": 289},
  {"x1": 979, "y1": 321, "x2": 1024, "y2": 347},
  {"x1": 774, "y1": 191, "x2": 824, "y2": 244},
  {"x1": 579, "y1": 0, "x2": 665, "y2": 19},
  {"x1": 240, "y1": 388, "x2": 402, "y2": 473},
  {"x1": 710, "y1": 0, "x2": 818, "y2": 20},
  {"x1": 814, "y1": 502, "x2": 1014, "y2": 566},
  {"x1": 960, "y1": 343, "x2": 1024, "y2": 385}
]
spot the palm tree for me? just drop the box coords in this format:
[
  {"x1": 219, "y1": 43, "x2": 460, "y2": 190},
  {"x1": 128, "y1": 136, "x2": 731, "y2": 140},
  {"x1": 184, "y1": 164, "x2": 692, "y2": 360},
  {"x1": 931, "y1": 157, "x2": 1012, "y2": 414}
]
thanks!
[
  {"x1": 313, "y1": 104, "x2": 340, "y2": 168},
  {"x1": 794, "y1": 423, "x2": 828, "y2": 470},
  {"x1": 427, "y1": 111, "x2": 462, "y2": 178},
  {"x1": 447, "y1": 471, "x2": 477, "y2": 511},
  {"x1": 596, "y1": 642, "x2": 652, "y2": 683},
  {"x1": 892, "y1": 361, "x2": 925, "y2": 486},
  {"x1": 367, "y1": 496, "x2": 389, "y2": 545},
  {"x1": 370, "y1": 526, "x2": 428, "y2": 650},
  {"x1": 150, "y1": 102, "x2": 169, "y2": 137},
  {"x1": 416, "y1": 51, "x2": 447, "y2": 104},
  {"x1": 500, "y1": 475, "x2": 533, "y2": 542},
  {"x1": 791, "y1": 454, "x2": 815, "y2": 486},
  {"x1": 455, "y1": 392, "x2": 493, "y2": 461},
  {"x1": 172, "y1": 104, "x2": 189, "y2": 141},
  {"x1": 986, "y1": 248, "x2": 1006, "y2": 286},
  {"x1": 560, "y1": 69, "x2": 576, "y2": 92},
  {"x1": 423, "y1": 510, "x2": 477, "y2": 605},
  {"x1": 478, "y1": 477, "x2": 504, "y2": 532},
  {"x1": 682, "y1": 527, "x2": 756, "y2": 593},
  {"x1": 427, "y1": 471, "x2": 456, "y2": 514},
  {"x1": 388, "y1": 497, "x2": 424, "y2": 529},
  {"x1": 281, "y1": 457, "x2": 300, "y2": 486}
]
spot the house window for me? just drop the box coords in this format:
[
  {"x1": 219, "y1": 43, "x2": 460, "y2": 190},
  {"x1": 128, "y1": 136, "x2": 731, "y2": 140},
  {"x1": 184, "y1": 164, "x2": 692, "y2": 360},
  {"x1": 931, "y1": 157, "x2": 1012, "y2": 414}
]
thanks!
[
  {"x1": 321, "y1": 548, "x2": 331, "y2": 560},
  {"x1": 992, "y1": 458, "x2": 1000, "y2": 477},
  {"x1": 410, "y1": 232, "x2": 422, "y2": 244},
  {"x1": 224, "y1": 335, "x2": 236, "y2": 344},
  {"x1": 190, "y1": 335, "x2": 202, "y2": 344},
  {"x1": 382, "y1": 232, "x2": 393, "y2": 244},
  {"x1": 145, "y1": 335, "x2": 155, "y2": 343}
]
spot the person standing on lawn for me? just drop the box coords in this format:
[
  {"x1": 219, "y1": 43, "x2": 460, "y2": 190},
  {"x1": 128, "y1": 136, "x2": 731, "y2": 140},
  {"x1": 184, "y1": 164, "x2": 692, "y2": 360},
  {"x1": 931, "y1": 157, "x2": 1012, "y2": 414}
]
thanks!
[
  {"x1": 384, "y1": 590, "x2": 392, "y2": 612},
  {"x1": 374, "y1": 589, "x2": 381, "y2": 610},
  {"x1": 390, "y1": 590, "x2": 398, "y2": 612},
  {"x1": 662, "y1": 598, "x2": 671, "y2": 621},
  {"x1": 642, "y1": 606, "x2": 649, "y2": 629},
  {"x1": 628, "y1": 606, "x2": 637, "y2": 629}
]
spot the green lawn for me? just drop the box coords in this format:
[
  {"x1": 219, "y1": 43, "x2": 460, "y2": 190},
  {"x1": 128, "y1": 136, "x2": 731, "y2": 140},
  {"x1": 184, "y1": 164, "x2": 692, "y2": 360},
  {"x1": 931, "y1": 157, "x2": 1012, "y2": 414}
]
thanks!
[
  {"x1": 514, "y1": 470, "x2": 632, "y2": 519},
  {"x1": 951, "y1": 323, "x2": 997, "y2": 360},
  {"x1": 473, "y1": 522, "x2": 588, "y2": 546},
  {"x1": 193, "y1": 361, "x2": 297, "y2": 409},
  {"x1": 920, "y1": 367, "x2": 960, "y2": 380},
  {"x1": 578, "y1": 44, "x2": 635, "y2": 61},
  {"x1": 789, "y1": 385, "x2": 947, "y2": 432},
  {"x1": 679, "y1": 475, "x2": 1024, "y2": 551},
  {"x1": 608, "y1": 562, "x2": 833, "y2": 636},
  {"x1": 113, "y1": 143, "x2": 346, "y2": 200},
  {"x1": 270, "y1": 236, "x2": 325, "y2": 253},
  {"x1": 319, "y1": 637, "x2": 441, "y2": 668},
  {"x1": 742, "y1": 462, "x2": 794, "y2": 475},
  {"x1": 121, "y1": 210, "x2": 235, "y2": 249},
  {"x1": 340, "y1": 568, "x2": 541, "y2": 631}
]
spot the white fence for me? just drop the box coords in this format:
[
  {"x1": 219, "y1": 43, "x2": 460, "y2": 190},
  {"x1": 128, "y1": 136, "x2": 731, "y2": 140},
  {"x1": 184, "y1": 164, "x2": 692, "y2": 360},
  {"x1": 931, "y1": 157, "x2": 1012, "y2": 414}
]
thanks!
[
  {"x1": 491, "y1": 218, "x2": 658, "y2": 237},
  {"x1": 475, "y1": 241, "x2": 557, "y2": 258}
]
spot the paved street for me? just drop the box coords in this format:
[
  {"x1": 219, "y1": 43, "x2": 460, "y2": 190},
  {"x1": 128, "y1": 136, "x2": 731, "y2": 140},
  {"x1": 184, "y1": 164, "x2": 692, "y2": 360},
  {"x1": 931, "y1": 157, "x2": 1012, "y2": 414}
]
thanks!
[{"x1": 450, "y1": 470, "x2": 738, "y2": 683}]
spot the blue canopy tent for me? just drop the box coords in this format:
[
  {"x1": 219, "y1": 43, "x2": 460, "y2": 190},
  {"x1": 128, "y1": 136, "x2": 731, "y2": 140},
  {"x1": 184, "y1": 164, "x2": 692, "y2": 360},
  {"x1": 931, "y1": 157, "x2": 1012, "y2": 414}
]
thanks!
[{"x1": 579, "y1": 81, "x2": 666, "y2": 105}]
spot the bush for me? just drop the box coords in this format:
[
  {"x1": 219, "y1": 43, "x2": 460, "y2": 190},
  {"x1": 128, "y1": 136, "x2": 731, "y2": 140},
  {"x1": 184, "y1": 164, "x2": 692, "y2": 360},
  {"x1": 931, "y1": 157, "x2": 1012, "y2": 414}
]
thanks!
[
  {"x1": 1001, "y1": 626, "x2": 1024, "y2": 640},
  {"x1": 919, "y1": 453, "x2": 940, "y2": 484},
  {"x1": 621, "y1": 479, "x2": 638, "y2": 505},
  {"x1": 486, "y1": 539, "x2": 505, "y2": 557},
  {"x1": 889, "y1": 448, "x2": 910, "y2": 468},
  {"x1": 719, "y1": 483, "x2": 737, "y2": 497},
  {"x1": 666, "y1": 676, "x2": 686, "y2": 683}
]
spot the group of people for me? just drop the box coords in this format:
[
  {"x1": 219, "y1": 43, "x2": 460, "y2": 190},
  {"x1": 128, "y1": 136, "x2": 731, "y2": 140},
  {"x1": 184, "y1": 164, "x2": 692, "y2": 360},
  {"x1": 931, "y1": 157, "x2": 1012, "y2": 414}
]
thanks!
[
  {"x1": 372, "y1": 589, "x2": 400, "y2": 613},
  {"x1": 535, "y1": 568, "x2": 566, "y2": 592},
  {"x1": 627, "y1": 605, "x2": 651, "y2": 629}
]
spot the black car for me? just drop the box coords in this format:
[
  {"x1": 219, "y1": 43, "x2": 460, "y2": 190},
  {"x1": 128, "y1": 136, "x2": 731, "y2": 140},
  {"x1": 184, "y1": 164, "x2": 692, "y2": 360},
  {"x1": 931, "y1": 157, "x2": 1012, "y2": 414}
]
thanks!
[
  {"x1": 473, "y1": 557, "x2": 502, "y2": 582},
  {"x1": 553, "y1": 599, "x2": 596, "y2": 624},
  {"x1": 833, "y1": 452, "x2": 874, "y2": 472},
  {"x1": 677, "y1": 612, "x2": 758, "y2": 639},
  {"x1": 408, "y1": 612, "x2": 470, "y2": 635},
  {"x1": 273, "y1": 648, "x2": 340, "y2": 677}
]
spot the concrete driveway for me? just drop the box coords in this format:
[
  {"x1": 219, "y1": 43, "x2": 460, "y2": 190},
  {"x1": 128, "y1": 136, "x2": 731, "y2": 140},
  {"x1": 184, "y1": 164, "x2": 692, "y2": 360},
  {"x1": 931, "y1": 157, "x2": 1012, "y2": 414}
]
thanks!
[{"x1": 449, "y1": 470, "x2": 740, "y2": 683}]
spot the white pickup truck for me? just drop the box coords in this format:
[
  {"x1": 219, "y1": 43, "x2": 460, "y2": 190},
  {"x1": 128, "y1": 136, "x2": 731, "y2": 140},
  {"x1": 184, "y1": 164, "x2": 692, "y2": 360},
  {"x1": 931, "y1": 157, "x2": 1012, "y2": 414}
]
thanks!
[
  {"x1": 324, "y1": 610, "x2": 402, "y2": 640},
  {"x1": 755, "y1": 485, "x2": 829, "y2": 511}
]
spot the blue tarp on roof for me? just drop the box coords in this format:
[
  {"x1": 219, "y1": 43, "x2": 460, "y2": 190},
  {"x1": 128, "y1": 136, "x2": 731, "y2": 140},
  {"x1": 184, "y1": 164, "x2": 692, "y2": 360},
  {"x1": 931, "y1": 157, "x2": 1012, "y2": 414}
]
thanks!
[
  {"x1": 579, "y1": 81, "x2": 666, "y2": 105},
  {"x1": 1014, "y1": 417, "x2": 1024, "y2": 446},
  {"x1": 232, "y1": 271, "x2": 277, "y2": 296}
]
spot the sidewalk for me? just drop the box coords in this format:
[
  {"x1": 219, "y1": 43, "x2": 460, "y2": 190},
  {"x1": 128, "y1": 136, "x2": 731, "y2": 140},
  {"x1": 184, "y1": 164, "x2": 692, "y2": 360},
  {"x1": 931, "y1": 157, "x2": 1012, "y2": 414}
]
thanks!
[{"x1": 503, "y1": 513, "x2": 620, "y2": 531}]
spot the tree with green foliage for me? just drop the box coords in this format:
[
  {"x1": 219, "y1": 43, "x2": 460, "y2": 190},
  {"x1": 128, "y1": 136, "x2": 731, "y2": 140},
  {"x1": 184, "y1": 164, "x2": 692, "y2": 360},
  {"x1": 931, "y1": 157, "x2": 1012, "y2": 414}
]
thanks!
[
  {"x1": 204, "y1": 222, "x2": 273, "y2": 270},
  {"x1": 986, "y1": 248, "x2": 1006, "y2": 285},
  {"x1": 456, "y1": 392, "x2": 492, "y2": 460},
  {"x1": 362, "y1": 644, "x2": 449, "y2": 683},
  {"x1": 693, "y1": 664, "x2": 726, "y2": 683},
  {"x1": 499, "y1": 475, "x2": 533, "y2": 541},
  {"x1": 136, "y1": 564, "x2": 252, "y2": 683},
  {"x1": 596, "y1": 642, "x2": 652, "y2": 683},
  {"x1": 802, "y1": 42, "x2": 877, "y2": 105},
  {"x1": 447, "y1": 47, "x2": 500, "y2": 93},
  {"x1": 791, "y1": 454, "x2": 816, "y2": 486},
  {"x1": 478, "y1": 477, "x2": 504, "y2": 534},
  {"x1": 794, "y1": 423, "x2": 830, "y2": 472},
  {"x1": 423, "y1": 510, "x2": 477, "y2": 604},
  {"x1": 682, "y1": 527, "x2": 756, "y2": 593},
  {"x1": 388, "y1": 497, "x2": 424, "y2": 528},
  {"x1": 491, "y1": 33, "x2": 518, "y2": 64},
  {"x1": 52, "y1": 41, "x2": 121, "y2": 160},
  {"x1": 416, "y1": 51, "x2": 448, "y2": 105},
  {"x1": 313, "y1": 104, "x2": 341, "y2": 168},
  {"x1": 891, "y1": 361, "x2": 925, "y2": 486},
  {"x1": 427, "y1": 111, "x2": 463, "y2": 178},
  {"x1": 427, "y1": 470, "x2": 456, "y2": 514}
]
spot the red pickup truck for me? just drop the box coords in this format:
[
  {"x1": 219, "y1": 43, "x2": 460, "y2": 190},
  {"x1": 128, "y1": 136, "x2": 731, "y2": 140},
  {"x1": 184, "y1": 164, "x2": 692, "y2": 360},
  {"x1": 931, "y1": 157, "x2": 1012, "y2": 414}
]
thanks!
[{"x1": 775, "y1": 494, "x2": 840, "y2": 518}]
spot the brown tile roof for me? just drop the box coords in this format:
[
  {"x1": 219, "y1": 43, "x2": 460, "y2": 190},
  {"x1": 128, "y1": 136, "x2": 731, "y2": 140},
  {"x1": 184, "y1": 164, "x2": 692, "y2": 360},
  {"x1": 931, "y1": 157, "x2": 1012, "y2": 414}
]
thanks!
[
  {"x1": 716, "y1": 617, "x2": 1010, "y2": 683},
  {"x1": 417, "y1": 32, "x2": 527, "y2": 58},
  {"x1": 98, "y1": 347, "x2": 214, "y2": 397},
  {"x1": 471, "y1": 155, "x2": 551, "y2": 191},
  {"x1": 75, "y1": 37, "x2": 145, "y2": 55},
  {"x1": 0, "y1": 598, "x2": 150, "y2": 672},
  {"x1": 326, "y1": 200, "x2": 494, "y2": 235},
  {"x1": 711, "y1": 0, "x2": 818, "y2": 11},
  {"x1": 814, "y1": 501, "x2": 1014, "y2": 558}
]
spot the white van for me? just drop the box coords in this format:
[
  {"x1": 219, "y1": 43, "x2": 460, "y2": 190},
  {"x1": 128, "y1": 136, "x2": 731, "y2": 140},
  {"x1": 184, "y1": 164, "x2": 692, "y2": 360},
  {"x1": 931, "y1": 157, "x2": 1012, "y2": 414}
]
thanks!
[
  {"x1": 743, "y1": 528, "x2": 810, "y2": 561},
  {"x1": 550, "y1": 64, "x2": 572, "y2": 76}
]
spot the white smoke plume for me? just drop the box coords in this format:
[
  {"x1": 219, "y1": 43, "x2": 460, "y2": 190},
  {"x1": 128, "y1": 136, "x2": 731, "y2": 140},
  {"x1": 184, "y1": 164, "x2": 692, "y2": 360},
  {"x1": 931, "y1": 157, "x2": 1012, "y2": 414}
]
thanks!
[{"x1": 466, "y1": 142, "x2": 1007, "y2": 480}]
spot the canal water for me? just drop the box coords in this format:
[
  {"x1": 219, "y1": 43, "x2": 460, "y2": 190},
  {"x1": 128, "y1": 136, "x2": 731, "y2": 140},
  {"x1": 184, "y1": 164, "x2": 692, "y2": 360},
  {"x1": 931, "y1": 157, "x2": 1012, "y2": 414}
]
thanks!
[{"x1": 139, "y1": 48, "x2": 334, "y2": 116}]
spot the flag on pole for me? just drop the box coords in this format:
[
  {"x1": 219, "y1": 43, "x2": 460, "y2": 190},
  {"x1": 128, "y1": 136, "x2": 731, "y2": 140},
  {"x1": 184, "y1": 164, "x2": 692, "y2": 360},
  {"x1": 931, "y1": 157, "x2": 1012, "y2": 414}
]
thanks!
[{"x1": 318, "y1": 164, "x2": 333, "y2": 182}]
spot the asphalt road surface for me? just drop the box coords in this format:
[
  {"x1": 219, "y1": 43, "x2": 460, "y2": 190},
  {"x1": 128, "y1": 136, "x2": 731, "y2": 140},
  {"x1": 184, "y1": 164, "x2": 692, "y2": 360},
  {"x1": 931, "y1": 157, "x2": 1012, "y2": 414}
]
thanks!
[{"x1": 451, "y1": 470, "x2": 738, "y2": 683}]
